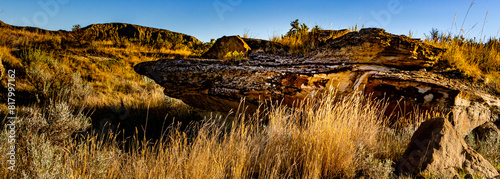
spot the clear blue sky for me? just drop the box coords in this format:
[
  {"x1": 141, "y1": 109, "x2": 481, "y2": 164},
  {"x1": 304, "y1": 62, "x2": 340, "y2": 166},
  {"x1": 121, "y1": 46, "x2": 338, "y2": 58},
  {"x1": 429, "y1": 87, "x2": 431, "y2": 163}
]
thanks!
[{"x1": 1, "y1": 0, "x2": 499, "y2": 42}]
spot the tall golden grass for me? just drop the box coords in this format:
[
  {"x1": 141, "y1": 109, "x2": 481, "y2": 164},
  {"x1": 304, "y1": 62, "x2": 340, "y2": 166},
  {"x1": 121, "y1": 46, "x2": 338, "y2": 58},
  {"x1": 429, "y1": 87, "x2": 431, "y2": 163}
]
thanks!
[
  {"x1": 425, "y1": 35, "x2": 500, "y2": 93},
  {"x1": 1, "y1": 89, "x2": 402, "y2": 178}
]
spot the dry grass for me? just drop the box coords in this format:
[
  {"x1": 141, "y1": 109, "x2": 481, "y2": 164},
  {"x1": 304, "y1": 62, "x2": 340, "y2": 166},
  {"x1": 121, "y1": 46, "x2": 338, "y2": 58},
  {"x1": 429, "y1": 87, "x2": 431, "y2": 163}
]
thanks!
[
  {"x1": 0, "y1": 26, "x2": 188, "y2": 109},
  {"x1": 273, "y1": 33, "x2": 315, "y2": 54},
  {"x1": 256, "y1": 90, "x2": 385, "y2": 178},
  {"x1": 269, "y1": 19, "x2": 318, "y2": 55},
  {"x1": 0, "y1": 89, "x2": 402, "y2": 178},
  {"x1": 0, "y1": 27, "x2": 61, "y2": 50},
  {"x1": 424, "y1": 33, "x2": 500, "y2": 93}
]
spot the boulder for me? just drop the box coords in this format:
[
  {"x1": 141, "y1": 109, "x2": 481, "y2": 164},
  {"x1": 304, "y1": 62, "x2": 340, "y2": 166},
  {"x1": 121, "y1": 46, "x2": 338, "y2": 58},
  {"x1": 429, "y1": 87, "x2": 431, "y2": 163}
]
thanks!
[
  {"x1": 466, "y1": 121, "x2": 500, "y2": 142},
  {"x1": 453, "y1": 92, "x2": 500, "y2": 136},
  {"x1": 134, "y1": 28, "x2": 500, "y2": 134},
  {"x1": 397, "y1": 117, "x2": 499, "y2": 178},
  {"x1": 202, "y1": 35, "x2": 251, "y2": 59}
]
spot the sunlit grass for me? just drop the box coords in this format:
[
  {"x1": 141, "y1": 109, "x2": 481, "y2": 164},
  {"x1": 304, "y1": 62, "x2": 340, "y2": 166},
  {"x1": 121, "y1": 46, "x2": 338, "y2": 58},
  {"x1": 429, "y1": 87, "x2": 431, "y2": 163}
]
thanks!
[
  {"x1": 1, "y1": 89, "x2": 401, "y2": 178},
  {"x1": 425, "y1": 35, "x2": 500, "y2": 92}
]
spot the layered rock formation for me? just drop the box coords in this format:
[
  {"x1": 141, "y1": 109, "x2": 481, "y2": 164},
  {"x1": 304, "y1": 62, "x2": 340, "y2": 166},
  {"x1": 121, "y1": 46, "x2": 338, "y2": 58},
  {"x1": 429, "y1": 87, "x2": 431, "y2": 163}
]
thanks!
[
  {"x1": 397, "y1": 117, "x2": 499, "y2": 178},
  {"x1": 134, "y1": 28, "x2": 500, "y2": 135}
]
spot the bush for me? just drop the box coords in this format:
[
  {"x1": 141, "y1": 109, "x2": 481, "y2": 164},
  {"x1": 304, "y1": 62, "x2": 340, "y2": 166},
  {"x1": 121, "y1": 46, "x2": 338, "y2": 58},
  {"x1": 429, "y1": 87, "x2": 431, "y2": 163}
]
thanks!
[
  {"x1": 19, "y1": 100, "x2": 91, "y2": 143},
  {"x1": 359, "y1": 153, "x2": 393, "y2": 178},
  {"x1": 20, "y1": 48, "x2": 92, "y2": 103},
  {"x1": 424, "y1": 30, "x2": 500, "y2": 93},
  {"x1": 224, "y1": 51, "x2": 246, "y2": 60},
  {"x1": 271, "y1": 19, "x2": 328, "y2": 55},
  {"x1": 465, "y1": 130, "x2": 500, "y2": 168}
]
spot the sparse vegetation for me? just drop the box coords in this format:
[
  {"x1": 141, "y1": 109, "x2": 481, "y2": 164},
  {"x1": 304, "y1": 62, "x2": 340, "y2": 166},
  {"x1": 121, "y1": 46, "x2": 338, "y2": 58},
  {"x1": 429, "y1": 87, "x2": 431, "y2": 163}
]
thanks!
[
  {"x1": 465, "y1": 128, "x2": 500, "y2": 170},
  {"x1": 269, "y1": 19, "x2": 359, "y2": 55},
  {"x1": 270, "y1": 19, "x2": 319, "y2": 54},
  {"x1": 424, "y1": 29, "x2": 500, "y2": 93}
]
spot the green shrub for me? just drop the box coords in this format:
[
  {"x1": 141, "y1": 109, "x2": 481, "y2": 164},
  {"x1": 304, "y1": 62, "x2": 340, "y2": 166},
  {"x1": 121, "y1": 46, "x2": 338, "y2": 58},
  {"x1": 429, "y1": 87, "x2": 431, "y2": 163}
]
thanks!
[
  {"x1": 224, "y1": 51, "x2": 246, "y2": 60},
  {"x1": 359, "y1": 152, "x2": 393, "y2": 178},
  {"x1": 19, "y1": 100, "x2": 91, "y2": 143},
  {"x1": 20, "y1": 48, "x2": 92, "y2": 103}
]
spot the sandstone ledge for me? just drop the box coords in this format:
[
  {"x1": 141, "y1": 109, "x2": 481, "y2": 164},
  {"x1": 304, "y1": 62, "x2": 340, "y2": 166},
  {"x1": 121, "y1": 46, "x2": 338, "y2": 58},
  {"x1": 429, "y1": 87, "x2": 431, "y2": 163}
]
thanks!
[{"x1": 134, "y1": 28, "x2": 500, "y2": 135}]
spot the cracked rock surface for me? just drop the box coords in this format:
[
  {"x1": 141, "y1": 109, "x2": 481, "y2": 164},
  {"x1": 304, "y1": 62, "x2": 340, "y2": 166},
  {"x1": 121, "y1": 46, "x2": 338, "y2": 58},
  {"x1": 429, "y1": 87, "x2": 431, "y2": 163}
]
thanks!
[{"x1": 134, "y1": 28, "x2": 500, "y2": 135}]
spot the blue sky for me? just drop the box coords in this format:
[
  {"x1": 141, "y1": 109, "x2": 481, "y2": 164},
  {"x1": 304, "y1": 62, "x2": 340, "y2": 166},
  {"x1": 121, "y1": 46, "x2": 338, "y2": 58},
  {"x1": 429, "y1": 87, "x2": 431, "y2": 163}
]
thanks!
[{"x1": 1, "y1": 0, "x2": 499, "y2": 42}]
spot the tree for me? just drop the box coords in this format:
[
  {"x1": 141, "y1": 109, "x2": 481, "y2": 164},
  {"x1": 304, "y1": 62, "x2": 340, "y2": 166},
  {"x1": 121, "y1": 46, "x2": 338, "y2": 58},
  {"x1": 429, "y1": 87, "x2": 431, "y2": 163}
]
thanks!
[
  {"x1": 70, "y1": 24, "x2": 93, "y2": 47},
  {"x1": 425, "y1": 28, "x2": 439, "y2": 42},
  {"x1": 72, "y1": 24, "x2": 82, "y2": 32},
  {"x1": 312, "y1": 25, "x2": 322, "y2": 32},
  {"x1": 286, "y1": 19, "x2": 309, "y2": 37}
]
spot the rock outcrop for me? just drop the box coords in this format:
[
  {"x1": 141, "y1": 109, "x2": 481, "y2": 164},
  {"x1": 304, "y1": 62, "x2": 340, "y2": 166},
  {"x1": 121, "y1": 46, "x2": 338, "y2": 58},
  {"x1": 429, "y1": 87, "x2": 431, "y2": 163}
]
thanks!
[
  {"x1": 81, "y1": 23, "x2": 202, "y2": 48},
  {"x1": 134, "y1": 28, "x2": 500, "y2": 135},
  {"x1": 242, "y1": 38, "x2": 289, "y2": 54},
  {"x1": 466, "y1": 121, "x2": 500, "y2": 142},
  {"x1": 313, "y1": 28, "x2": 443, "y2": 69},
  {"x1": 310, "y1": 29, "x2": 350, "y2": 46},
  {"x1": 0, "y1": 19, "x2": 54, "y2": 34},
  {"x1": 202, "y1": 36, "x2": 251, "y2": 59},
  {"x1": 397, "y1": 117, "x2": 499, "y2": 178}
]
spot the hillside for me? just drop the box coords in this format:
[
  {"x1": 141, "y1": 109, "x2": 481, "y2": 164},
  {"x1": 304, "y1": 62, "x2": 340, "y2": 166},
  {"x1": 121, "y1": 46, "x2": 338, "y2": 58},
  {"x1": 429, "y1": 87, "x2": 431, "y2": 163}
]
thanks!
[
  {"x1": 80, "y1": 23, "x2": 202, "y2": 48},
  {"x1": 0, "y1": 20, "x2": 205, "y2": 58},
  {"x1": 0, "y1": 19, "x2": 55, "y2": 34}
]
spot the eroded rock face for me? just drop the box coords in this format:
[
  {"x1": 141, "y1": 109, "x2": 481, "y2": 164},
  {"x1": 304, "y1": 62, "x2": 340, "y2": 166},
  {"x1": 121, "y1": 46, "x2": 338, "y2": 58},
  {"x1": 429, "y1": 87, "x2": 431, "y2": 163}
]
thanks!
[
  {"x1": 364, "y1": 72, "x2": 500, "y2": 135},
  {"x1": 453, "y1": 92, "x2": 500, "y2": 135},
  {"x1": 134, "y1": 28, "x2": 500, "y2": 134},
  {"x1": 202, "y1": 36, "x2": 251, "y2": 59},
  {"x1": 134, "y1": 58, "x2": 392, "y2": 112},
  {"x1": 397, "y1": 117, "x2": 499, "y2": 178},
  {"x1": 312, "y1": 28, "x2": 443, "y2": 69},
  {"x1": 310, "y1": 29, "x2": 350, "y2": 46}
]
